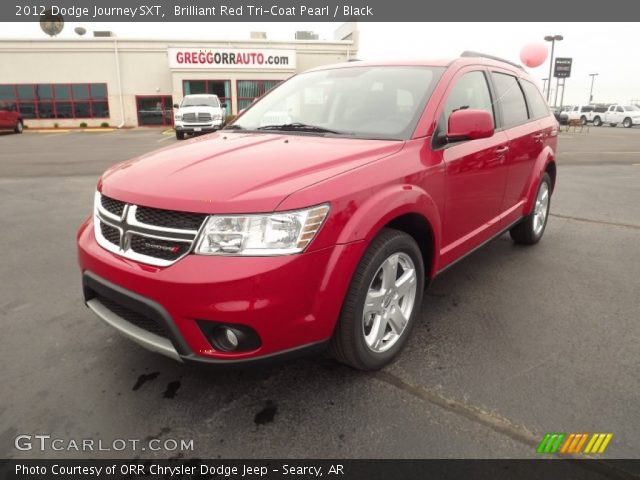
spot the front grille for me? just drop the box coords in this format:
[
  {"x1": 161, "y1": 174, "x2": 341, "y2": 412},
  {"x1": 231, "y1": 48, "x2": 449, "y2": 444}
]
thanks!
[
  {"x1": 94, "y1": 192, "x2": 205, "y2": 267},
  {"x1": 100, "y1": 221, "x2": 120, "y2": 246},
  {"x1": 182, "y1": 112, "x2": 212, "y2": 123},
  {"x1": 136, "y1": 206, "x2": 206, "y2": 231},
  {"x1": 95, "y1": 294, "x2": 168, "y2": 339},
  {"x1": 130, "y1": 234, "x2": 190, "y2": 261},
  {"x1": 101, "y1": 195, "x2": 126, "y2": 217}
]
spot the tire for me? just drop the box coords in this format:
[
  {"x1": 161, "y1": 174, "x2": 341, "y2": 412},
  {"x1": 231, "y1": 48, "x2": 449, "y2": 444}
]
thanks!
[
  {"x1": 14, "y1": 120, "x2": 23, "y2": 134},
  {"x1": 593, "y1": 116, "x2": 602, "y2": 127},
  {"x1": 175, "y1": 130, "x2": 185, "y2": 140},
  {"x1": 623, "y1": 117, "x2": 633, "y2": 128},
  {"x1": 609, "y1": 123, "x2": 617, "y2": 127},
  {"x1": 329, "y1": 228, "x2": 425, "y2": 370},
  {"x1": 510, "y1": 173, "x2": 552, "y2": 245},
  {"x1": 580, "y1": 116, "x2": 587, "y2": 125}
]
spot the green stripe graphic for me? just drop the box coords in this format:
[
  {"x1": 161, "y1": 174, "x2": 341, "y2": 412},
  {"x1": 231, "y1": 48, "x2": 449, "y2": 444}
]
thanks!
[{"x1": 537, "y1": 433, "x2": 566, "y2": 454}]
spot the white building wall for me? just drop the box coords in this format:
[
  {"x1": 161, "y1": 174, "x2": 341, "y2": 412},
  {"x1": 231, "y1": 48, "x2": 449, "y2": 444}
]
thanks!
[{"x1": 0, "y1": 37, "x2": 357, "y2": 128}]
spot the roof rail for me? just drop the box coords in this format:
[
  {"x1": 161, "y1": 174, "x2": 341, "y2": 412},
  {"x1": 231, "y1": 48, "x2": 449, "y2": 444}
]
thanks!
[{"x1": 460, "y1": 51, "x2": 524, "y2": 70}]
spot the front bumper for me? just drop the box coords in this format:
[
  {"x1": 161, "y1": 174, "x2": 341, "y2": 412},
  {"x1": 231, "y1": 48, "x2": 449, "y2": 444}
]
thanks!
[
  {"x1": 77, "y1": 218, "x2": 365, "y2": 366},
  {"x1": 175, "y1": 120, "x2": 223, "y2": 133}
]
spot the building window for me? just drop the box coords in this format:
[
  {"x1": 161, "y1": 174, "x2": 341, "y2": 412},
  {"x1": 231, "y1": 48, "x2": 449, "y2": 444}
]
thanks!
[
  {"x1": 182, "y1": 80, "x2": 231, "y2": 107},
  {"x1": 237, "y1": 80, "x2": 281, "y2": 110},
  {"x1": 0, "y1": 83, "x2": 109, "y2": 119}
]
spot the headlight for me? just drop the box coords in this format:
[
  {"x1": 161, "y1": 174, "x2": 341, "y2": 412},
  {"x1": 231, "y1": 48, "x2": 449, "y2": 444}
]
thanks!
[
  {"x1": 195, "y1": 204, "x2": 330, "y2": 256},
  {"x1": 175, "y1": 114, "x2": 182, "y2": 120},
  {"x1": 212, "y1": 114, "x2": 222, "y2": 120}
]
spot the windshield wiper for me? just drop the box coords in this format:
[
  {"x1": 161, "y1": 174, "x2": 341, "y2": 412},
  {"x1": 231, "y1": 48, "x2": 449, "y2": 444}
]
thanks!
[
  {"x1": 222, "y1": 124, "x2": 245, "y2": 130},
  {"x1": 256, "y1": 123, "x2": 345, "y2": 135}
]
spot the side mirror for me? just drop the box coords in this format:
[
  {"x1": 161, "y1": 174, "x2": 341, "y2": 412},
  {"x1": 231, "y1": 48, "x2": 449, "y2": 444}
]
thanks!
[
  {"x1": 173, "y1": 103, "x2": 179, "y2": 109},
  {"x1": 447, "y1": 109, "x2": 494, "y2": 142}
]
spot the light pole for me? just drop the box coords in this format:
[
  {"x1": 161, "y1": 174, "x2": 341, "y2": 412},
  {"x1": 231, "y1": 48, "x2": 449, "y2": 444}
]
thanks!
[
  {"x1": 588, "y1": 73, "x2": 599, "y2": 104},
  {"x1": 544, "y1": 34, "x2": 563, "y2": 102}
]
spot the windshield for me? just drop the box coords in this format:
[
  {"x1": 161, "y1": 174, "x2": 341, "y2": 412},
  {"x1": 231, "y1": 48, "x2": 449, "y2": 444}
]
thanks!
[
  {"x1": 181, "y1": 96, "x2": 220, "y2": 108},
  {"x1": 623, "y1": 105, "x2": 640, "y2": 111},
  {"x1": 228, "y1": 66, "x2": 444, "y2": 140}
]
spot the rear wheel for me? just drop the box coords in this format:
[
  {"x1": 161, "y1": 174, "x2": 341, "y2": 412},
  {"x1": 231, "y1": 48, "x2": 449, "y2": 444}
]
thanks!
[
  {"x1": 623, "y1": 117, "x2": 633, "y2": 128},
  {"x1": 510, "y1": 173, "x2": 552, "y2": 245},
  {"x1": 593, "y1": 116, "x2": 602, "y2": 127},
  {"x1": 175, "y1": 130, "x2": 185, "y2": 140},
  {"x1": 14, "y1": 120, "x2": 23, "y2": 134},
  {"x1": 329, "y1": 228, "x2": 424, "y2": 370}
]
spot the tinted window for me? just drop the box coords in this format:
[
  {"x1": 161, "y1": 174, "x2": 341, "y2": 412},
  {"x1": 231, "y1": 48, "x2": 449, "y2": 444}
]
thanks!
[
  {"x1": 521, "y1": 80, "x2": 550, "y2": 119},
  {"x1": 442, "y1": 71, "x2": 494, "y2": 126},
  {"x1": 616, "y1": 106, "x2": 624, "y2": 113},
  {"x1": 581, "y1": 106, "x2": 594, "y2": 113},
  {"x1": 491, "y1": 73, "x2": 529, "y2": 127}
]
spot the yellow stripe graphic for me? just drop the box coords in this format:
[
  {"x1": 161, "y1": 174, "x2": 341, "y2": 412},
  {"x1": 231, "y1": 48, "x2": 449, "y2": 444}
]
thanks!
[
  {"x1": 597, "y1": 434, "x2": 613, "y2": 453},
  {"x1": 584, "y1": 434, "x2": 599, "y2": 454},
  {"x1": 588, "y1": 434, "x2": 606, "y2": 454}
]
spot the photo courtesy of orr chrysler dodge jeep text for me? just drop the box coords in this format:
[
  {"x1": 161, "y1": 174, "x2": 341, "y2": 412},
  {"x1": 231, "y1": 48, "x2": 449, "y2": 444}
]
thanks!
[{"x1": 77, "y1": 52, "x2": 558, "y2": 370}]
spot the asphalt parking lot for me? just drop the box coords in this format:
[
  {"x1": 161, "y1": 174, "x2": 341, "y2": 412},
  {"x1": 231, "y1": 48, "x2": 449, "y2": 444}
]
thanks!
[{"x1": 0, "y1": 126, "x2": 639, "y2": 461}]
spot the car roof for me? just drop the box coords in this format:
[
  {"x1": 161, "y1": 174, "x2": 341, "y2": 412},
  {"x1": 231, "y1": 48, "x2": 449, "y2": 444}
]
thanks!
[{"x1": 183, "y1": 94, "x2": 218, "y2": 98}]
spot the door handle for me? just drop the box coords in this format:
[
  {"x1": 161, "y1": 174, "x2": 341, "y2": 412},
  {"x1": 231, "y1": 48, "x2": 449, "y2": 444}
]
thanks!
[
  {"x1": 495, "y1": 146, "x2": 509, "y2": 155},
  {"x1": 532, "y1": 133, "x2": 544, "y2": 143}
]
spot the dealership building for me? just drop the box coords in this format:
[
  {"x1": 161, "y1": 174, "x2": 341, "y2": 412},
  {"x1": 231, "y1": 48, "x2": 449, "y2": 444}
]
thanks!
[{"x1": 0, "y1": 25, "x2": 358, "y2": 128}]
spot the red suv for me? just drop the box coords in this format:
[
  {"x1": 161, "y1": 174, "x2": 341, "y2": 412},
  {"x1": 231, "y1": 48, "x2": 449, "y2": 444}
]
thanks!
[
  {"x1": 77, "y1": 53, "x2": 557, "y2": 370},
  {"x1": 0, "y1": 101, "x2": 23, "y2": 134}
]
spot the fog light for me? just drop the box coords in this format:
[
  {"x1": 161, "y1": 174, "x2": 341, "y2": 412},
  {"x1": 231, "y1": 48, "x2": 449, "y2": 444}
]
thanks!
[{"x1": 212, "y1": 326, "x2": 242, "y2": 351}]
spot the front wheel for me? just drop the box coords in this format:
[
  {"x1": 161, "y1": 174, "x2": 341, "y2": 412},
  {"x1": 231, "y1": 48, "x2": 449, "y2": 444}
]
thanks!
[
  {"x1": 510, "y1": 173, "x2": 552, "y2": 245},
  {"x1": 580, "y1": 116, "x2": 587, "y2": 125},
  {"x1": 175, "y1": 130, "x2": 185, "y2": 140},
  {"x1": 14, "y1": 120, "x2": 23, "y2": 134},
  {"x1": 593, "y1": 116, "x2": 602, "y2": 127},
  {"x1": 623, "y1": 117, "x2": 633, "y2": 128},
  {"x1": 329, "y1": 228, "x2": 424, "y2": 370}
]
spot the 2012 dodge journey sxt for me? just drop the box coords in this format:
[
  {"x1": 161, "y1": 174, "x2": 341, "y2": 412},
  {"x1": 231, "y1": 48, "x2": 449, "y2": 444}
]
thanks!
[{"x1": 77, "y1": 52, "x2": 558, "y2": 370}]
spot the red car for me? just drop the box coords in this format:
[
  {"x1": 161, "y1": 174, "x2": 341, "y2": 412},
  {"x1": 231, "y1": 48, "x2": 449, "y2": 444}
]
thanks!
[
  {"x1": 0, "y1": 101, "x2": 23, "y2": 134},
  {"x1": 77, "y1": 52, "x2": 558, "y2": 370}
]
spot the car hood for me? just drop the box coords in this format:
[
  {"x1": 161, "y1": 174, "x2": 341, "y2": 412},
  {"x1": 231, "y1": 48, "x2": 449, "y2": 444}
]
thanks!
[{"x1": 100, "y1": 132, "x2": 404, "y2": 213}]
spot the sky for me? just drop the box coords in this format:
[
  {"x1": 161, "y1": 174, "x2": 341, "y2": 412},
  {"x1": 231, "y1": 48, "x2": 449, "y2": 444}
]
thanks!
[{"x1": 1, "y1": 22, "x2": 638, "y2": 106}]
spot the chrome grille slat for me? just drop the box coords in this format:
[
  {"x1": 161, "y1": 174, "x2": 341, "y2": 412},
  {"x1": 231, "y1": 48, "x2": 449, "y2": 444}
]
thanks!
[
  {"x1": 182, "y1": 112, "x2": 212, "y2": 123},
  {"x1": 94, "y1": 192, "x2": 206, "y2": 267}
]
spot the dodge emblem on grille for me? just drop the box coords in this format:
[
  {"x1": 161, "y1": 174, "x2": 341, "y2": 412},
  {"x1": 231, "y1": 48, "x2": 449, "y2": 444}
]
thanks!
[{"x1": 143, "y1": 242, "x2": 181, "y2": 253}]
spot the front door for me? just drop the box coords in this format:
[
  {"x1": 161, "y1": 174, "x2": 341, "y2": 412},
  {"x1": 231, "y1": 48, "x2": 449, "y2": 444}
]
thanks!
[{"x1": 436, "y1": 69, "x2": 510, "y2": 267}]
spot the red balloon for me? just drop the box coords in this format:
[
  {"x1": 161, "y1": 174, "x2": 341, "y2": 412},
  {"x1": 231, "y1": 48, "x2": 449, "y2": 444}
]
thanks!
[{"x1": 520, "y1": 43, "x2": 548, "y2": 68}]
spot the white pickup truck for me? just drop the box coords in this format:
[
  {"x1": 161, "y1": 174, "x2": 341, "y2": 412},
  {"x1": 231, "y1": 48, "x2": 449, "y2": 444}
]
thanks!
[
  {"x1": 593, "y1": 104, "x2": 640, "y2": 128},
  {"x1": 565, "y1": 105, "x2": 606, "y2": 125}
]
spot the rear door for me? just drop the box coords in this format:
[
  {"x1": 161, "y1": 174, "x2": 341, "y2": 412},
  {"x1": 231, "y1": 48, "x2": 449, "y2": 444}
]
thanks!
[
  {"x1": 435, "y1": 68, "x2": 510, "y2": 266},
  {"x1": 490, "y1": 71, "x2": 545, "y2": 227}
]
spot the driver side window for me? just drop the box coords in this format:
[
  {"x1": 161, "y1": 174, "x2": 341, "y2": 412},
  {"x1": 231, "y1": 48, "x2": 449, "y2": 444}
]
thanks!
[{"x1": 443, "y1": 71, "x2": 495, "y2": 126}]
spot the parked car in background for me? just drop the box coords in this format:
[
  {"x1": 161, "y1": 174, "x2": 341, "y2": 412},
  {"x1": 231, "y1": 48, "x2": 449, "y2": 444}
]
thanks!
[
  {"x1": 566, "y1": 105, "x2": 598, "y2": 125},
  {"x1": 78, "y1": 53, "x2": 558, "y2": 370},
  {"x1": 594, "y1": 104, "x2": 640, "y2": 127},
  {"x1": 555, "y1": 105, "x2": 571, "y2": 125},
  {"x1": 173, "y1": 94, "x2": 227, "y2": 140},
  {"x1": 0, "y1": 101, "x2": 23, "y2": 134}
]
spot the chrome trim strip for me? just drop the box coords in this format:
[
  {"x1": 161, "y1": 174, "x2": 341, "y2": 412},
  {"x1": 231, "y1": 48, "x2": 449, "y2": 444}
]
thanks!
[
  {"x1": 87, "y1": 298, "x2": 182, "y2": 362},
  {"x1": 95, "y1": 191, "x2": 125, "y2": 222}
]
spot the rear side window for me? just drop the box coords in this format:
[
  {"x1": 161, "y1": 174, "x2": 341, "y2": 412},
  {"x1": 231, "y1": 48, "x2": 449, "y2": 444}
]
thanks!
[
  {"x1": 442, "y1": 71, "x2": 494, "y2": 125},
  {"x1": 491, "y1": 72, "x2": 529, "y2": 127},
  {"x1": 520, "y1": 80, "x2": 550, "y2": 119}
]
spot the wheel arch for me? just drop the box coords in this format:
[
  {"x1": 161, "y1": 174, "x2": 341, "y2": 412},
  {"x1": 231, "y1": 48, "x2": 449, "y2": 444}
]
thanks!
[
  {"x1": 523, "y1": 147, "x2": 556, "y2": 214},
  {"x1": 336, "y1": 185, "x2": 442, "y2": 279}
]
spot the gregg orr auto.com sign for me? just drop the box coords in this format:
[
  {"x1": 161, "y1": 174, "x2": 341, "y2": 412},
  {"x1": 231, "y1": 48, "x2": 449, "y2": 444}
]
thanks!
[{"x1": 168, "y1": 47, "x2": 296, "y2": 69}]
